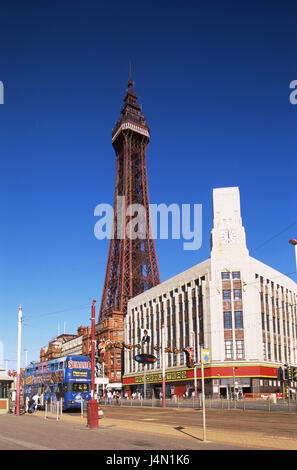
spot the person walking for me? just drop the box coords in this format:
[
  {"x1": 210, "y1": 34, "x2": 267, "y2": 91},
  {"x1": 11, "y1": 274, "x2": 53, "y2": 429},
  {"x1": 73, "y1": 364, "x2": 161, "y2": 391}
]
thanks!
[{"x1": 32, "y1": 392, "x2": 40, "y2": 411}]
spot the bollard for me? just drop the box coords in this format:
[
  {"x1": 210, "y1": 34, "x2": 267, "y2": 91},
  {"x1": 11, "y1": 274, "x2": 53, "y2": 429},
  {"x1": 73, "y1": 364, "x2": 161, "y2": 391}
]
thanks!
[
  {"x1": 45, "y1": 401, "x2": 47, "y2": 419},
  {"x1": 81, "y1": 399, "x2": 83, "y2": 418},
  {"x1": 243, "y1": 398, "x2": 245, "y2": 412},
  {"x1": 268, "y1": 398, "x2": 271, "y2": 413}
]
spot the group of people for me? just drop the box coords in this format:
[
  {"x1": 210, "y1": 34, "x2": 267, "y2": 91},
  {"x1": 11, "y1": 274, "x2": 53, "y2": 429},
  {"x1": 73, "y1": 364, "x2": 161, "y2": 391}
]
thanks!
[{"x1": 106, "y1": 390, "x2": 125, "y2": 405}]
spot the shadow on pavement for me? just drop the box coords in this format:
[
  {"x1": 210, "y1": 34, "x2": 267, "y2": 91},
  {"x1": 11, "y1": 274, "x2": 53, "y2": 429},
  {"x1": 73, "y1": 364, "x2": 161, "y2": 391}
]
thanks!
[{"x1": 174, "y1": 426, "x2": 204, "y2": 442}]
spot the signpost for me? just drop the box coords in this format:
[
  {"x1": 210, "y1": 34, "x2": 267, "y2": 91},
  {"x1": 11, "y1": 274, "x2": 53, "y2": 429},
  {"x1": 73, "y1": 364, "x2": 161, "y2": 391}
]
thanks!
[{"x1": 134, "y1": 354, "x2": 157, "y2": 400}]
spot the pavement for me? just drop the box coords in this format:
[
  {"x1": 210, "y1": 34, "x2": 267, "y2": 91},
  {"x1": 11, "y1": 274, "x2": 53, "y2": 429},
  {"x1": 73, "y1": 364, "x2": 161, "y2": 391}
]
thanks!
[
  {"x1": 1, "y1": 405, "x2": 296, "y2": 450},
  {"x1": 0, "y1": 413, "x2": 246, "y2": 450}
]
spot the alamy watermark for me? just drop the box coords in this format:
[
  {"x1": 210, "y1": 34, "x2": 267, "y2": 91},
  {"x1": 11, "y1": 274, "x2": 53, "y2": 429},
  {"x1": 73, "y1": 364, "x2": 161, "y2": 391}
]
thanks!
[
  {"x1": 289, "y1": 80, "x2": 297, "y2": 105},
  {"x1": 94, "y1": 197, "x2": 202, "y2": 250},
  {"x1": 0, "y1": 81, "x2": 3, "y2": 104}
]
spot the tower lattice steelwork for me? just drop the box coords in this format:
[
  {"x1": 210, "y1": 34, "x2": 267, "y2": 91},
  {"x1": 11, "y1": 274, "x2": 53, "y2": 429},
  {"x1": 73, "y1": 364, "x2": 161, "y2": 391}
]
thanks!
[{"x1": 98, "y1": 77, "x2": 161, "y2": 323}]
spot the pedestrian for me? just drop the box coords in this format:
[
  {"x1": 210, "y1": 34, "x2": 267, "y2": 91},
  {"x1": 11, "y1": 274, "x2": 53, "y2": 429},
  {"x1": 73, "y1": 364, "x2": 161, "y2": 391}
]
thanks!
[
  {"x1": 32, "y1": 392, "x2": 40, "y2": 411},
  {"x1": 28, "y1": 395, "x2": 36, "y2": 413},
  {"x1": 107, "y1": 391, "x2": 112, "y2": 405}
]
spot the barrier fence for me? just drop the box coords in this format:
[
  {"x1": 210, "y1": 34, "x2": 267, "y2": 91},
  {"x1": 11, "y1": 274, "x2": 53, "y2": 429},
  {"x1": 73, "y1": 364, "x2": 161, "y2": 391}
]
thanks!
[{"x1": 98, "y1": 395, "x2": 297, "y2": 413}]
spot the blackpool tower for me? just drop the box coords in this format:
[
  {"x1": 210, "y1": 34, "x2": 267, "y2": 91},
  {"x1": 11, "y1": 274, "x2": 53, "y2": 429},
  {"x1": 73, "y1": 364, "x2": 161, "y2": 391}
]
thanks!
[{"x1": 96, "y1": 76, "x2": 161, "y2": 383}]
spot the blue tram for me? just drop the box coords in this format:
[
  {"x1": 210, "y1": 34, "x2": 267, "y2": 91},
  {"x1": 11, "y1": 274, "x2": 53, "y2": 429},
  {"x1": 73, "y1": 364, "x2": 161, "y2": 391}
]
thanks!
[{"x1": 24, "y1": 355, "x2": 91, "y2": 409}]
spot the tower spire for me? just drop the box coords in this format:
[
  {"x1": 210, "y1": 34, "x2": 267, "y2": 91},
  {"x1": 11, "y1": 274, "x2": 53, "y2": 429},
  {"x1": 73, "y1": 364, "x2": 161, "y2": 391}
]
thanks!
[{"x1": 99, "y1": 79, "x2": 160, "y2": 321}]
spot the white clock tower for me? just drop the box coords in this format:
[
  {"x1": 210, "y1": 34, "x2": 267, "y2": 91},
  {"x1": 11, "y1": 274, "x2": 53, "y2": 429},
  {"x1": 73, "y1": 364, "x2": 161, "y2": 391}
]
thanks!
[{"x1": 210, "y1": 187, "x2": 249, "y2": 257}]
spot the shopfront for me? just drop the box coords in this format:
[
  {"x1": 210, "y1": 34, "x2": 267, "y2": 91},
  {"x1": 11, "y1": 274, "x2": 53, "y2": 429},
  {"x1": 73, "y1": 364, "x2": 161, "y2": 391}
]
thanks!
[{"x1": 0, "y1": 369, "x2": 14, "y2": 413}]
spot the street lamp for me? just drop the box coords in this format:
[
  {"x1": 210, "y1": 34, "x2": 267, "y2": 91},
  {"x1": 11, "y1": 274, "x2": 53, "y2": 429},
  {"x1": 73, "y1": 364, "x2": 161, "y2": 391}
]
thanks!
[{"x1": 289, "y1": 239, "x2": 297, "y2": 278}]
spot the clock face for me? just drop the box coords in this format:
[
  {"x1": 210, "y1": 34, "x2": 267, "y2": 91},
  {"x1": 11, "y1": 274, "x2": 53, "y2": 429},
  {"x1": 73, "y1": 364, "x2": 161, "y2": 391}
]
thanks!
[{"x1": 221, "y1": 229, "x2": 237, "y2": 244}]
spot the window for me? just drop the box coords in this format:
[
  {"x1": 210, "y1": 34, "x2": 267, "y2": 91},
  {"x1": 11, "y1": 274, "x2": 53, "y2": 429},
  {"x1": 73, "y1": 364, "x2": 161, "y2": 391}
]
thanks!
[
  {"x1": 221, "y1": 272, "x2": 230, "y2": 280},
  {"x1": 72, "y1": 383, "x2": 89, "y2": 393},
  {"x1": 116, "y1": 371, "x2": 121, "y2": 378},
  {"x1": 262, "y1": 313, "x2": 265, "y2": 330},
  {"x1": 223, "y1": 290, "x2": 231, "y2": 300},
  {"x1": 173, "y1": 353, "x2": 177, "y2": 367},
  {"x1": 273, "y1": 317, "x2": 276, "y2": 334},
  {"x1": 232, "y1": 271, "x2": 241, "y2": 279},
  {"x1": 267, "y1": 343, "x2": 271, "y2": 360},
  {"x1": 263, "y1": 342, "x2": 267, "y2": 360},
  {"x1": 233, "y1": 289, "x2": 242, "y2": 300},
  {"x1": 223, "y1": 311, "x2": 232, "y2": 329},
  {"x1": 168, "y1": 354, "x2": 172, "y2": 367},
  {"x1": 274, "y1": 344, "x2": 278, "y2": 361},
  {"x1": 266, "y1": 315, "x2": 270, "y2": 332},
  {"x1": 225, "y1": 340, "x2": 233, "y2": 359},
  {"x1": 180, "y1": 352, "x2": 184, "y2": 365},
  {"x1": 236, "y1": 340, "x2": 244, "y2": 359},
  {"x1": 235, "y1": 311, "x2": 243, "y2": 329}
]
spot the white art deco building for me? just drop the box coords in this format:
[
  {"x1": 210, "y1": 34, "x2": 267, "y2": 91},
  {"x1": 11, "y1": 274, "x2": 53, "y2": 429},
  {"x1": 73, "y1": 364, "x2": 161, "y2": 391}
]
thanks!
[{"x1": 123, "y1": 187, "x2": 297, "y2": 398}]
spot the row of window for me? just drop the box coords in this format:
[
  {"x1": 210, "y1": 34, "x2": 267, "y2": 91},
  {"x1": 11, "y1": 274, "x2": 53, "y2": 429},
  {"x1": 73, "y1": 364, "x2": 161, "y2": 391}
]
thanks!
[
  {"x1": 223, "y1": 289, "x2": 242, "y2": 300},
  {"x1": 261, "y1": 312, "x2": 297, "y2": 337},
  {"x1": 224, "y1": 340, "x2": 244, "y2": 359},
  {"x1": 221, "y1": 271, "x2": 241, "y2": 280},
  {"x1": 224, "y1": 311, "x2": 243, "y2": 329},
  {"x1": 263, "y1": 341, "x2": 291, "y2": 363}
]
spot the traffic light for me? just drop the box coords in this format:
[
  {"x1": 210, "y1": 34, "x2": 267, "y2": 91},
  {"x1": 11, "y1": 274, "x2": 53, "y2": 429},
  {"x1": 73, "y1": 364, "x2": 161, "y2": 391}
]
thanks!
[
  {"x1": 293, "y1": 367, "x2": 297, "y2": 381},
  {"x1": 284, "y1": 366, "x2": 289, "y2": 380},
  {"x1": 277, "y1": 367, "x2": 284, "y2": 381},
  {"x1": 288, "y1": 366, "x2": 292, "y2": 381}
]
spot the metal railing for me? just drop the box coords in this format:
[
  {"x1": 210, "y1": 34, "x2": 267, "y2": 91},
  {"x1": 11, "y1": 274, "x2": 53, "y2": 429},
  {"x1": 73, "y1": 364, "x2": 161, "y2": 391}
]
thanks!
[{"x1": 98, "y1": 396, "x2": 297, "y2": 413}]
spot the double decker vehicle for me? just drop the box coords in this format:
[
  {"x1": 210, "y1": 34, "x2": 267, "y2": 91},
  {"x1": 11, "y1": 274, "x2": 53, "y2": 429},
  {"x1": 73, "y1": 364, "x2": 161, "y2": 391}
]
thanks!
[{"x1": 24, "y1": 355, "x2": 91, "y2": 410}]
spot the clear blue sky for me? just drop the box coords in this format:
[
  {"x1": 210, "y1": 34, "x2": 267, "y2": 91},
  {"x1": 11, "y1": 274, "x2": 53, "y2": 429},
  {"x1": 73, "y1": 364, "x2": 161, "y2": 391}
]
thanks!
[{"x1": 0, "y1": 0, "x2": 296, "y2": 367}]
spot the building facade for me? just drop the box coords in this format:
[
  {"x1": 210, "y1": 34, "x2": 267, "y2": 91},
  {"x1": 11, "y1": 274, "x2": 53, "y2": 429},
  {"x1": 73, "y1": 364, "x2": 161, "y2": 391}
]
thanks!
[
  {"x1": 123, "y1": 187, "x2": 297, "y2": 398},
  {"x1": 40, "y1": 326, "x2": 90, "y2": 362}
]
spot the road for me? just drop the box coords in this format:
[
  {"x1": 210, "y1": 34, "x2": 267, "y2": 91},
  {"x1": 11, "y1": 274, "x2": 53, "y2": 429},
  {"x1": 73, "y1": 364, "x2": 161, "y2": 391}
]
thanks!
[
  {"x1": 96, "y1": 405, "x2": 297, "y2": 440},
  {"x1": 2, "y1": 404, "x2": 297, "y2": 450},
  {"x1": 0, "y1": 414, "x2": 247, "y2": 450}
]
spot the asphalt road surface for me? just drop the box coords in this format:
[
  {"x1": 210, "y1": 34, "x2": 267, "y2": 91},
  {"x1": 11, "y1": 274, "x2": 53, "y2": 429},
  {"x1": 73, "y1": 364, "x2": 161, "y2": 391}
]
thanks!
[
  {"x1": 0, "y1": 414, "x2": 249, "y2": 450},
  {"x1": 95, "y1": 405, "x2": 297, "y2": 440}
]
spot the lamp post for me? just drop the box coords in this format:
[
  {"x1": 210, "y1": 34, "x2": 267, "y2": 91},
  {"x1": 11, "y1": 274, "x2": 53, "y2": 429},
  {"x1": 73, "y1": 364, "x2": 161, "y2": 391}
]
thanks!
[
  {"x1": 192, "y1": 332, "x2": 198, "y2": 399},
  {"x1": 289, "y1": 239, "x2": 297, "y2": 278},
  {"x1": 16, "y1": 306, "x2": 22, "y2": 416},
  {"x1": 161, "y1": 324, "x2": 166, "y2": 408},
  {"x1": 87, "y1": 299, "x2": 98, "y2": 429}
]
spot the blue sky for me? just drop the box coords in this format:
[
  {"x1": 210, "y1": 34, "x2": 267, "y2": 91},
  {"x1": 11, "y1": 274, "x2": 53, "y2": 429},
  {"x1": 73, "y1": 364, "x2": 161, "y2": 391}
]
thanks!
[{"x1": 0, "y1": 0, "x2": 296, "y2": 367}]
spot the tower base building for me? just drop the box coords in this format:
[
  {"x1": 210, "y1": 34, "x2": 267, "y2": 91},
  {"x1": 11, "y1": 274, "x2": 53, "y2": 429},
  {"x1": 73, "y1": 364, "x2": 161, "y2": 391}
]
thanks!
[{"x1": 123, "y1": 187, "x2": 297, "y2": 398}]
